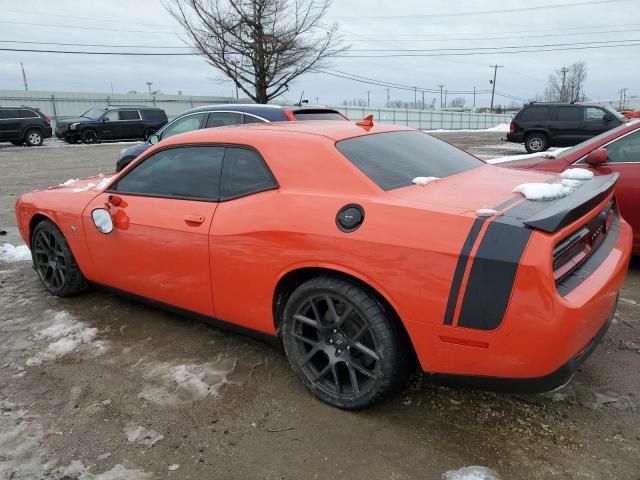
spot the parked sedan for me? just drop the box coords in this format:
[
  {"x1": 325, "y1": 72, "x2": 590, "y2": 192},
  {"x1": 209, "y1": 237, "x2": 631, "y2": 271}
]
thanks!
[
  {"x1": 499, "y1": 120, "x2": 640, "y2": 254},
  {"x1": 116, "y1": 104, "x2": 348, "y2": 172},
  {"x1": 15, "y1": 121, "x2": 630, "y2": 409}
]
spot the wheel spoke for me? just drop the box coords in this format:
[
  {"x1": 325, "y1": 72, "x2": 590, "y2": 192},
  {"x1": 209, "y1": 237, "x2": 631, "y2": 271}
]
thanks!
[
  {"x1": 347, "y1": 364, "x2": 360, "y2": 396},
  {"x1": 348, "y1": 324, "x2": 368, "y2": 343},
  {"x1": 324, "y1": 295, "x2": 339, "y2": 324},
  {"x1": 294, "y1": 314, "x2": 320, "y2": 330},
  {"x1": 330, "y1": 364, "x2": 340, "y2": 395},
  {"x1": 353, "y1": 341, "x2": 380, "y2": 361},
  {"x1": 291, "y1": 332, "x2": 318, "y2": 347},
  {"x1": 335, "y1": 305, "x2": 354, "y2": 328},
  {"x1": 299, "y1": 347, "x2": 319, "y2": 367},
  {"x1": 311, "y1": 364, "x2": 331, "y2": 382},
  {"x1": 350, "y1": 361, "x2": 376, "y2": 379}
]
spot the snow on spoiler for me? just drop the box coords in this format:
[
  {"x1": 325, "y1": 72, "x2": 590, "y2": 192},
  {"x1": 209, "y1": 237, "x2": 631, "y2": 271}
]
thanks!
[{"x1": 523, "y1": 173, "x2": 619, "y2": 233}]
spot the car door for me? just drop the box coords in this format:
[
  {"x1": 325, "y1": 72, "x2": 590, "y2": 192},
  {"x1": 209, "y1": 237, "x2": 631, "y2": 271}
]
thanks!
[
  {"x1": 548, "y1": 106, "x2": 584, "y2": 145},
  {"x1": 100, "y1": 110, "x2": 120, "y2": 139},
  {"x1": 82, "y1": 145, "x2": 224, "y2": 316},
  {"x1": 0, "y1": 109, "x2": 24, "y2": 140},
  {"x1": 582, "y1": 107, "x2": 616, "y2": 140},
  {"x1": 118, "y1": 109, "x2": 143, "y2": 139},
  {"x1": 209, "y1": 146, "x2": 279, "y2": 331},
  {"x1": 587, "y1": 129, "x2": 640, "y2": 247}
]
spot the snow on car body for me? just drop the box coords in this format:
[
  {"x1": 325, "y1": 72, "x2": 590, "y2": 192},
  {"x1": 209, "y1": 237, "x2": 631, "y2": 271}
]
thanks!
[{"x1": 15, "y1": 121, "x2": 631, "y2": 409}]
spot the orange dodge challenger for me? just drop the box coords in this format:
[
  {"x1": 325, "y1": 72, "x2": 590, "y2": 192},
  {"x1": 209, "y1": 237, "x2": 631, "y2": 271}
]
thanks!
[{"x1": 15, "y1": 120, "x2": 631, "y2": 409}]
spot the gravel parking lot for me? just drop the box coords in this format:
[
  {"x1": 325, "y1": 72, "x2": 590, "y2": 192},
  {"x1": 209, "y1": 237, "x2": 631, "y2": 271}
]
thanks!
[{"x1": 1, "y1": 133, "x2": 639, "y2": 480}]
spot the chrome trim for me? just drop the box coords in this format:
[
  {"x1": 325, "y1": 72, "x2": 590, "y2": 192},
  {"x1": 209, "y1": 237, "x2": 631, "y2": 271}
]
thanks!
[{"x1": 157, "y1": 110, "x2": 269, "y2": 140}]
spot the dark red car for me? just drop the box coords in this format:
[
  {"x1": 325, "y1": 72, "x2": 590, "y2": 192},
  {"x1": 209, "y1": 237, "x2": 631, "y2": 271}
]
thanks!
[{"x1": 499, "y1": 120, "x2": 640, "y2": 253}]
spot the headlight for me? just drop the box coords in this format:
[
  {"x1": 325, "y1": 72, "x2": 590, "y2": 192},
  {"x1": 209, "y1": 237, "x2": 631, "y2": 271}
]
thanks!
[{"x1": 70, "y1": 122, "x2": 79, "y2": 130}]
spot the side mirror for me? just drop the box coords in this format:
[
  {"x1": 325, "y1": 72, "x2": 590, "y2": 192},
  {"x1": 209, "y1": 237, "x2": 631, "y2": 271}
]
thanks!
[
  {"x1": 149, "y1": 134, "x2": 160, "y2": 145},
  {"x1": 102, "y1": 116, "x2": 110, "y2": 123},
  {"x1": 586, "y1": 148, "x2": 608, "y2": 166},
  {"x1": 91, "y1": 208, "x2": 114, "y2": 234},
  {"x1": 603, "y1": 114, "x2": 613, "y2": 123}
]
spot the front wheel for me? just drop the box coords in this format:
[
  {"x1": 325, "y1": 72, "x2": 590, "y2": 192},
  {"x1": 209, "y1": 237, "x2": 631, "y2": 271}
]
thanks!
[
  {"x1": 31, "y1": 220, "x2": 88, "y2": 297},
  {"x1": 281, "y1": 276, "x2": 410, "y2": 409},
  {"x1": 25, "y1": 130, "x2": 43, "y2": 146},
  {"x1": 524, "y1": 132, "x2": 549, "y2": 153},
  {"x1": 82, "y1": 129, "x2": 99, "y2": 144}
]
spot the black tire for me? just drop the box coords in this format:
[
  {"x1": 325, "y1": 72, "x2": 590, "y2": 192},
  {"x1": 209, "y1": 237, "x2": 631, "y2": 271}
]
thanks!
[
  {"x1": 143, "y1": 128, "x2": 156, "y2": 141},
  {"x1": 24, "y1": 129, "x2": 43, "y2": 147},
  {"x1": 524, "y1": 132, "x2": 549, "y2": 153},
  {"x1": 10, "y1": 140, "x2": 23, "y2": 146},
  {"x1": 82, "y1": 129, "x2": 99, "y2": 144},
  {"x1": 31, "y1": 220, "x2": 88, "y2": 297},
  {"x1": 281, "y1": 276, "x2": 410, "y2": 409}
]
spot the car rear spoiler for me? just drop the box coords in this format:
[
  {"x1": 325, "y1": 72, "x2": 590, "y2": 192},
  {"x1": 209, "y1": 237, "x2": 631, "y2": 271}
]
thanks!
[{"x1": 523, "y1": 173, "x2": 619, "y2": 233}]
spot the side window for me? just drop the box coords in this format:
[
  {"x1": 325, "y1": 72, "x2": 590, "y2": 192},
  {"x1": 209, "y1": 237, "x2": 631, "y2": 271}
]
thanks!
[
  {"x1": 220, "y1": 147, "x2": 277, "y2": 200},
  {"x1": 103, "y1": 110, "x2": 119, "y2": 121},
  {"x1": 605, "y1": 130, "x2": 640, "y2": 163},
  {"x1": 205, "y1": 112, "x2": 244, "y2": 128},
  {"x1": 160, "y1": 113, "x2": 207, "y2": 140},
  {"x1": 585, "y1": 108, "x2": 605, "y2": 121},
  {"x1": 17, "y1": 109, "x2": 38, "y2": 118},
  {"x1": 243, "y1": 114, "x2": 265, "y2": 124},
  {"x1": 119, "y1": 110, "x2": 141, "y2": 121},
  {"x1": 114, "y1": 146, "x2": 224, "y2": 200},
  {"x1": 518, "y1": 106, "x2": 549, "y2": 121},
  {"x1": 554, "y1": 107, "x2": 582, "y2": 122}
]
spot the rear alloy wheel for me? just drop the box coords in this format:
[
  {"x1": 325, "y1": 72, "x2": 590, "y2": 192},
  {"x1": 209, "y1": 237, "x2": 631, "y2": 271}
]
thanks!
[
  {"x1": 31, "y1": 220, "x2": 88, "y2": 297},
  {"x1": 524, "y1": 132, "x2": 549, "y2": 153},
  {"x1": 143, "y1": 128, "x2": 156, "y2": 141},
  {"x1": 82, "y1": 129, "x2": 99, "y2": 144},
  {"x1": 25, "y1": 130, "x2": 43, "y2": 146},
  {"x1": 281, "y1": 276, "x2": 409, "y2": 409}
]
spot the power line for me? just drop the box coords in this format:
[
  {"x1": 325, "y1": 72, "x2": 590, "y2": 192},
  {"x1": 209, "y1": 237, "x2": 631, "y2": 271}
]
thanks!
[
  {"x1": 0, "y1": 20, "x2": 176, "y2": 34},
  {"x1": 0, "y1": 40, "x2": 189, "y2": 49},
  {"x1": 332, "y1": 0, "x2": 630, "y2": 19},
  {"x1": 1, "y1": 9, "x2": 175, "y2": 27}
]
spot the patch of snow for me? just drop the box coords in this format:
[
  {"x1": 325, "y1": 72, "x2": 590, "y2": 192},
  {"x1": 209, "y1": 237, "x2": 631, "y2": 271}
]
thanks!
[
  {"x1": 485, "y1": 123, "x2": 510, "y2": 132},
  {"x1": 59, "y1": 178, "x2": 79, "y2": 186},
  {"x1": 442, "y1": 466, "x2": 503, "y2": 480},
  {"x1": 124, "y1": 423, "x2": 164, "y2": 447},
  {"x1": 619, "y1": 297, "x2": 637, "y2": 305},
  {"x1": 59, "y1": 461, "x2": 153, "y2": 480},
  {"x1": 487, "y1": 147, "x2": 570, "y2": 164},
  {"x1": 561, "y1": 178, "x2": 583, "y2": 189},
  {"x1": 561, "y1": 168, "x2": 594, "y2": 180},
  {"x1": 476, "y1": 208, "x2": 499, "y2": 217},
  {"x1": 72, "y1": 176, "x2": 114, "y2": 193},
  {"x1": 412, "y1": 176, "x2": 440, "y2": 185},
  {"x1": 424, "y1": 124, "x2": 512, "y2": 133},
  {"x1": 513, "y1": 183, "x2": 571, "y2": 201},
  {"x1": 0, "y1": 243, "x2": 31, "y2": 263},
  {"x1": 25, "y1": 311, "x2": 100, "y2": 366},
  {"x1": 168, "y1": 464, "x2": 180, "y2": 471},
  {"x1": 138, "y1": 356, "x2": 238, "y2": 406}
]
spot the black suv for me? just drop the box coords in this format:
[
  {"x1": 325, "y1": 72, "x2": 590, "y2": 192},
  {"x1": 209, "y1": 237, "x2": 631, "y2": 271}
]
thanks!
[
  {"x1": 56, "y1": 106, "x2": 168, "y2": 144},
  {"x1": 116, "y1": 104, "x2": 347, "y2": 171},
  {"x1": 0, "y1": 106, "x2": 52, "y2": 146},
  {"x1": 506, "y1": 102, "x2": 626, "y2": 153}
]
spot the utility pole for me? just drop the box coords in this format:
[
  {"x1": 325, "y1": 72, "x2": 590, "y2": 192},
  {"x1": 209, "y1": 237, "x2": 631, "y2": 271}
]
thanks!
[
  {"x1": 385, "y1": 88, "x2": 390, "y2": 108},
  {"x1": 473, "y1": 86, "x2": 476, "y2": 108},
  {"x1": 146, "y1": 81, "x2": 153, "y2": 94},
  {"x1": 413, "y1": 87, "x2": 417, "y2": 108},
  {"x1": 560, "y1": 66, "x2": 569, "y2": 102},
  {"x1": 438, "y1": 84, "x2": 445, "y2": 109},
  {"x1": 366, "y1": 90, "x2": 370, "y2": 107},
  {"x1": 314, "y1": 96, "x2": 319, "y2": 104},
  {"x1": 421, "y1": 91, "x2": 425, "y2": 109},
  {"x1": 619, "y1": 88, "x2": 628, "y2": 109},
  {"x1": 20, "y1": 62, "x2": 28, "y2": 91},
  {"x1": 489, "y1": 65, "x2": 503, "y2": 113},
  {"x1": 444, "y1": 89, "x2": 448, "y2": 108}
]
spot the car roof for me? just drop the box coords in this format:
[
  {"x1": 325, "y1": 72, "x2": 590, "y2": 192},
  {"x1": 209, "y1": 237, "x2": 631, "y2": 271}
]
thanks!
[
  {"x1": 101, "y1": 105, "x2": 162, "y2": 110},
  {"x1": 161, "y1": 120, "x2": 411, "y2": 145},
  {"x1": 182, "y1": 103, "x2": 341, "y2": 114}
]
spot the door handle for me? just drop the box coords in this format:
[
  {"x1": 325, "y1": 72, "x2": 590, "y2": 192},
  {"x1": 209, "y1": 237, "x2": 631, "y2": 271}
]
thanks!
[{"x1": 184, "y1": 214, "x2": 205, "y2": 224}]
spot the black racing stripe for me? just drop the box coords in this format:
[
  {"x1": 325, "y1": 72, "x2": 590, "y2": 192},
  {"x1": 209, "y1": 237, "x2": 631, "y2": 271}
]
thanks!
[
  {"x1": 493, "y1": 196, "x2": 521, "y2": 212},
  {"x1": 457, "y1": 219, "x2": 533, "y2": 330},
  {"x1": 443, "y1": 218, "x2": 487, "y2": 325}
]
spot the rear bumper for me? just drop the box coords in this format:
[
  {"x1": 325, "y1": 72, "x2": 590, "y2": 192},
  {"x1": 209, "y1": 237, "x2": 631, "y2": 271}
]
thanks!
[
  {"x1": 506, "y1": 132, "x2": 524, "y2": 143},
  {"x1": 43, "y1": 126, "x2": 53, "y2": 138},
  {"x1": 429, "y1": 297, "x2": 616, "y2": 393}
]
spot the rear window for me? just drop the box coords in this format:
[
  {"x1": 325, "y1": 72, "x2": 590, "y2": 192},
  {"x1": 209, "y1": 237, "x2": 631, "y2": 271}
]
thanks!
[
  {"x1": 336, "y1": 131, "x2": 482, "y2": 191},
  {"x1": 293, "y1": 110, "x2": 345, "y2": 121},
  {"x1": 141, "y1": 109, "x2": 167, "y2": 121},
  {"x1": 517, "y1": 106, "x2": 550, "y2": 121}
]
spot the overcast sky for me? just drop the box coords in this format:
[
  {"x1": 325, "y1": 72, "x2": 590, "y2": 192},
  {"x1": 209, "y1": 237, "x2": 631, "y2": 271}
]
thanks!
[{"x1": 0, "y1": 0, "x2": 638, "y2": 107}]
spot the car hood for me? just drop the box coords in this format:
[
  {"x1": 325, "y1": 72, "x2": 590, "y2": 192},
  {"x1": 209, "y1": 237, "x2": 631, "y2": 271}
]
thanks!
[
  {"x1": 388, "y1": 164, "x2": 555, "y2": 212},
  {"x1": 57, "y1": 117, "x2": 92, "y2": 125}
]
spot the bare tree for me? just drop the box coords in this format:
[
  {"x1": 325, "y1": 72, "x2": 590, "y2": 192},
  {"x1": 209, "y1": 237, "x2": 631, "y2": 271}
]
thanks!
[
  {"x1": 545, "y1": 62, "x2": 588, "y2": 103},
  {"x1": 449, "y1": 97, "x2": 465, "y2": 108},
  {"x1": 166, "y1": 0, "x2": 347, "y2": 103}
]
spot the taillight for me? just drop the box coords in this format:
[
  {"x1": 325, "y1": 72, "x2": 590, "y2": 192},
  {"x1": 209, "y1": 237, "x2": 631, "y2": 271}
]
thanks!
[
  {"x1": 44, "y1": 116, "x2": 51, "y2": 125},
  {"x1": 509, "y1": 122, "x2": 516, "y2": 133},
  {"x1": 553, "y1": 200, "x2": 614, "y2": 284}
]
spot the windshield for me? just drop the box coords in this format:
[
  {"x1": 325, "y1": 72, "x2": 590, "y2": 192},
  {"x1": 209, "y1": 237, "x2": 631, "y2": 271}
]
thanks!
[
  {"x1": 555, "y1": 120, "x2": 639, "y2": 159},
  {"x1": 81, "y1": 108, "x2": 106, "y2": 120},
  {"x1": 336, "y1": 131, "x2": 482, "y2": 190}
]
